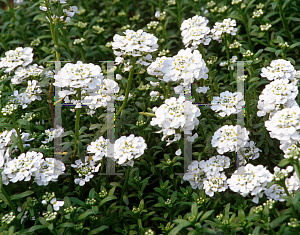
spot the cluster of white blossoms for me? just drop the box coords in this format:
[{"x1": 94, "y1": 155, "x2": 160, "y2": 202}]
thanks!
[
  {"x1": 260, "y1": 23, "x2": 272, "y2": 31},
  {"x1": 0, "y1": 47, "x2": 33, "y2": 74},
  {"x1": 111, "y1": 134, "x2": 147, "y2": 167},
  {"x1": 210, "y1": 18, "x2": 238, "y2": 43},
  {"x1": 265, "y1": 107, "x2": 300, "y2": 152},
  {"x1": 211, "y1": 125, "x2": 249, "y2": 154},
  {"x1": 148, "y1": 48, "x2": 208, "y2": 86},
  {"x1": 265, "y1": 167, "x2": 300, "y2": 202},
  {"x1": 227, "y1": 164, "x2": 273, "y2": 203},
  {"x1": 112, "y1": 29, "x2": 158, "y2": 65},
  {"x1": 150, "y1": 96, "x2": 200, "y2": 146},
  {"x1": 243, "y1": 141, "x2": 262, "y2": 161},
  {"x1": 54, "y1": 61, "x2": 104, "y2": 109},
  {"x1": 257, "y1": 78, "x2": 298, "y2": 118},
  {"x1": 1, "y1": 151, "x2": 65, "y2": 186},
  {"x1": 11, "y1": 64, "x2": 44, "y2": 84},
  {"x1": 261, "y1": 59, "x2": 297, "y2": 83},
  {"x1": 40, "y1": 1, "x2": 78, "y2": 23},
  {"x1": 180, "y1": 15, "x2": 211, "y2": 49},
  {"x1": 210, "y1": 91, "x2": 245, "y2": 117},
  {"x1": 182, "y1": 155, "x2": 230, "y2": 197},
  {"x1": 41, "y1": 126, "x2": 64, "y2": 144},
  {"x1": 83, "y1": 79, "x2": 120, "y2": 116},
  {"x1": 87, "y1": 136, "x2": 109, "y2": 161},
  {"x1": 73, "y1": 134, "x2": 147, "y2": 185},
  {"x1": 71, "y1": 156, "x2": 101, "y2": 186},
  {"x1": 219, "y1": 55, "x2": 238, "y2": 70}
]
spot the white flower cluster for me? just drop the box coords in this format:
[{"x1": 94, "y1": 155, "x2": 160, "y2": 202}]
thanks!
[
  {"x1": 92, "y1": 25, "x2": 105, "y2": 34},
  {"x1": 261, "y1": 59, "x2": 297, "y2": 82},
  {"x1": 0, "y1": 47, "x2": 33, "y2": 74},
  {"x1": 243, "y1": 140, "x2": 262, "y2": 161},
  {"x1": 41, "y1": 126, "x2": 64, "y2": 144},
  {"x1": 73, "y1": 134, "x2": 146, "y2": 185},
  {"x1": 227, "y1": 164, "x2": 273, "y2": 203},
  {"x1": 87, "y1": 136, "x2": 108, "y2": 161},
  {"x1": 150, "y1": 96, "x2": 200, "y2": 146},
  {"x1": 265, "y1": 169, "x2": 300, "y2": 202},
  {"x1": 211, "y1": 125, "x2": 249, "y2": 154},
  {"x1": 210, "y1": 91, "x2": 245, "y2": 117},
  {"x1": 231, "y1": 0, "x2": 242, "y2": 4},
  {"x1": 11, "y1": 64, "x2": 44, "y2": 84},
  {"x1": 211, "y1": 18, "x2": 238, "y2": 43},
  {"x1": 111, "y1": 134, "x2": 147, "y2": 167},
  {"x1": 180, "y1": 15, "x2": 211, "y2": 49},
  {"x1": 71, "y1": 156, "x2": 101, "y2": 186},
  {"x1": 112, "y1": 29, "x2": 158, "y2": 64},
  {"x1": 147, "y1": 21, "x2": 159, "y2": 29},
  {"x1": 73, "y1": 38, "x2": 85, "y2": 45},
  {"x1": 40, "y1": 2, "x2": 78, "y2": 23},
  {"x1": 183, "y1": 155, "x2": 230, "y2": 197},
  {"x1": 83, "y1": 79, "x2": 120, "y2": 116},
  {"x1": 260, "y1": 23, "x2": 271, "y2": 31},
  {"x1": 54, "y1": 61, "x2": 104, "y2": 109},
  {"x1": 265, "y1": 107, "x2": 300, "y2": 151},
  {"x1": 219, "y1": 55, "x2": 238, "y2": 70},
  {"x1": 148, "y1": 48, "x2": 208, "y2": 86},
  {"x1": 257, "y1": 78, "x2": 298, "y2": 118},
  {"x1": 229, "y1": 40, "x2": 242, "y2": 49},
  {"x1": 252, "y1": 9, "x2": 264, "y2": 18},
  {"x1": 1, "y1": 151, "x2": 65, "y2": 186}
]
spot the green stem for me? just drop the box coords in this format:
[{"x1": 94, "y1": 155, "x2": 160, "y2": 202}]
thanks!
[
  {"x1": 198, "y1": 44, "x2": 219, "y2": 93},
  {"x1": 293, "y1": 160, "x2": 300, "y2": 186},
  {"x1": 96, "y1": 156, "x2": 106, "y2": 193},
  {"x1": 79, "y1": 47, "x2": 86, "y2": 62},
  {"x1": 115, "y1": 57, "x2": 136, "y2": 117},
  {"x1": 0, "y1": 174, "x2": 18, "y2": 215},
  {"x1": 176, "y1": 0, "x2": 181, "y2": 33},
  {"x1": 11, "y1": 114, "x2": 24, "y2": 153},
  {"x1": 199, "y1": 106, "x2": 215, "y2": 133},
  {"x1": 165, "y1": 82, "x2": 171, "y2": 99},
  {"x1": 72, "y1": 88, "x2": 82, "y2": 162},
  {"x1": 282, "y1": 182, "x2": 297, "y2": 218},
  {"x1": 224, "y1": 34, "x2": 234, "y2": 91},
  {"x1": 6, "y1": 0, "x2": 16, "y2": 21},
  {"x1": 119, "y1": 165, "x2": 131, "y2": 205},
  {"x1": 278, "y1": 0, "x2": 292, "y2": 42},
  {"x1": 139, "y1": 112, "x2": 155, "y2": 117}
]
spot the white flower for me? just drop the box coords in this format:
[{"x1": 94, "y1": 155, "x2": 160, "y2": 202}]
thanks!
[
  {"x1": 210, "y1": 18, "x2": 238, "y2": 43},
  {"x1": 50, "y1": 198, "x2": 64, "y2": 211},
  {"x1": 211, "y1": 91, "x2": 245, "y2": 117},
  {"x1": 116, "y1": 74, "x2": 122, "y2": 80},
  {"x1": 111, "y1": 134, "x2": 147, "y2": 167},
  {"x1": 211, "y1": 125, "x2": 249, "y2": 154},
  {"x1": 227, "y1": 164, "x2": 273, "y2": 203},
  {"x1": 257, "y1": 79, "x2": 298, "y2": 117},
  {"x1": 261, "y1": 59, "x2": 296, "y2": 82},
  {"x1": 112, "y1": 29, "x2": 158, "y2": 58},
  {"x1": 159, "y1": 48, "x2": 209, "y2": 85},
  {"x1": 175, "y1": 149, "x2": 182, "y2": 155},
  {"x1": 150, "y1": 96, "x2": 200, "y2": 145},
  {"x1": 196, "y1": 86, "x2": 210, "y2": 94},
  {"x1": 265, "y1": 107, "x2": 300, "y2": 146},
  {"x1": 0, "y1": 47, "x2": 33, "y2": 74},
  {"x1": 180, "y1": 15, "x2": 211, "y2": 49}
]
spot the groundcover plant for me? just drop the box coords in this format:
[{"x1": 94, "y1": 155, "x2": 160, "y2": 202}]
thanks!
[{"x1": 2, "y1": 0, "x2": 300, "y2": 234}]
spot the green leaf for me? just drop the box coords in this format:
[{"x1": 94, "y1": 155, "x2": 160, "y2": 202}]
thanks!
[
  {"x1": 56, "y1": 222, "x2": 75, "y2": 229},
  {"x1": 191, "y1": 201, "x2": 198, "y2": 217},
  {"x1": 264, "y1": 47, "x2": 277, "y2": 53},
  {"x1": 200, "y1": 210, "x2": 214, "y2": 223},
  {"x1": 275, "y1": 50, "x2": 282, "y2": 56},
  {"x1": 86, "y1": 226, "x2": 109, "y2": 235},
  {"x1": 169, "y1": 220, "x2": 191, "y2": 235},
  {"x1": 28, "y1": 225, "x2": 47, "y2": 232},
  {"x1": 70, "y1": 197, "x2": 85, "y2": 206},
  {"x1": 16, "y1": 119, "x2": 30, "y2": 127},
  {"x1": 277, "y1": 36, "x2": 284, "y2": 44},
  {"x1": 77, "y1": 209, "x2": 94, "y2": 220},
  {"x1": 123, "y1": 195, "x2": 129, "y2": 206},
  {"x1": 289, "y1": 42, "x2": 300, "y2": 49},
  {"x1": 39, "y1": 217, "x2": 49, "y2": 226},
  {"x1": 99, "y1": 195, "x2": 117, "y2": 207},
  {"x1": 10, "y1": 191, "x2": 34, "y2": 200},
  {"x1": 270, "y1": 215, "x2": 290, "y2": 229}
]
